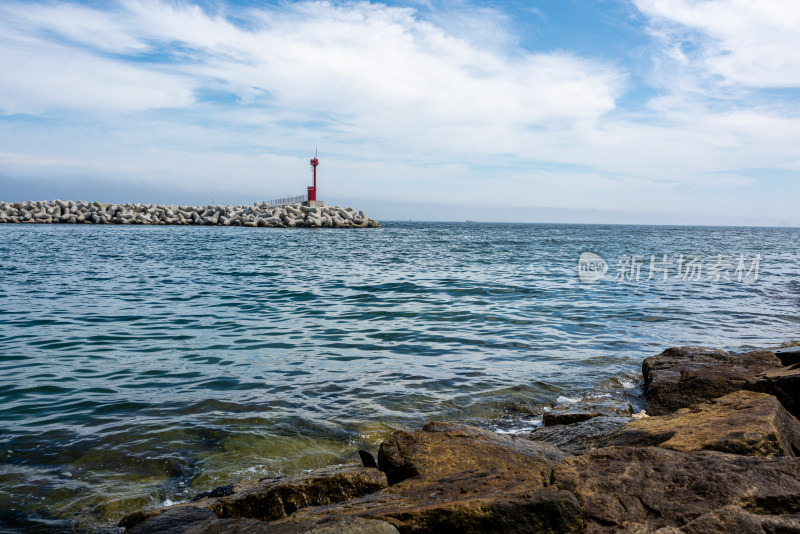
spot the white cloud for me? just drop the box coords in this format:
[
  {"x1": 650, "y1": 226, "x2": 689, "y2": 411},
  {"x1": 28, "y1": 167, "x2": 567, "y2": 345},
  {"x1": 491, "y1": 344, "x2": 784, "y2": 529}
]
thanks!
[
  {"x1": 635, "y1": 0, "x2": 800, "y2": 88},
  {"x1": 0, "y1": 2, "x2": 149, "y2": 54},
  {"x1": 0, "y1": 0, "x2": 798, "y2": 224},
  {"x1": 0, "y1": 1, "x2": 622, "y2": 146},
  {"x1": 0, "y1": 2, "x2": 194, "y2": 113},
  {"x1": 0, "y1": 41, "x2": 194, "y2": 114}
]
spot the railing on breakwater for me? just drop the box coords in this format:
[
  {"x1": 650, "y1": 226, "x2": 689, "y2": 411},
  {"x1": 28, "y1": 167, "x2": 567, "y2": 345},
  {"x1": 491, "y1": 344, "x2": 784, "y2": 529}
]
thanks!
[{"x1": 268, "y1": 194, "x2": 306, "y2": 207}]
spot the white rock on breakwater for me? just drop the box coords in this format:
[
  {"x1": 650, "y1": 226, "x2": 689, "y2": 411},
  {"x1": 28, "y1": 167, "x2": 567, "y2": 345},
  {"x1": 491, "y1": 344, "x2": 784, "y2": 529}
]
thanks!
[{"x1": 0, "y1": 200, "x2": 380, "y2": 228}]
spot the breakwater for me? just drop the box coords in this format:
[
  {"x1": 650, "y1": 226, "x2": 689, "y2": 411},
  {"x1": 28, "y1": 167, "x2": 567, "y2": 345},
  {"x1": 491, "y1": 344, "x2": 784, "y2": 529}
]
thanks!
[{"x1": 0, "y1": 200, "x2": 380, "y2": 228}]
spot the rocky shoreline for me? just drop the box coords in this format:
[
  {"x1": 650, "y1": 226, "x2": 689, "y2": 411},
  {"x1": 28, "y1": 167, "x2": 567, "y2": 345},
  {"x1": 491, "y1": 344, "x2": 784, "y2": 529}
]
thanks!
[
  {"x1": 120, "y1": 344, "x2": 800, "y2": 533},
  {"x1": 0, "y1": 200, "x2": 380, "y2": 228}
]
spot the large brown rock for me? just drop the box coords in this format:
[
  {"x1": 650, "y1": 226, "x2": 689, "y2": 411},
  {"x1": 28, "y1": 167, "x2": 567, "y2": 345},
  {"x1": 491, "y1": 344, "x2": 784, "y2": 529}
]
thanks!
[
  {"x1": 377, "y1": 421, "x2": 565, "y2": 485},
  {"x1": 120, "y1": 464, "x2": 387, "y2": 530},
  {"x1": 643, "y1": 346, "x2": 782, "y2": 415},
  {"x1": 271, "y1": 474, "x2": 583, "y2": 534},
  {"x1": 206, "y1": 465, "x2": 387, "y2": 521},
  {"x1": 126, "y1": 507, "x2": 220, "y2": 533},
  {"x1": 609, "y1": 390, "x2": 800, "y2": 456},
  {"x1": 774, "y1": 345, "x2": 800, "y2": 367},
  {"x1": 678, "y1": 505, "x2": 800, "y2": 534},
  {"x1": 261, "y1": 422, "x2": 582, "y2": 533},
  {"x1": 255, "y1": 516, "x2": 401, "y2": 534},
  {"x1": 747, "y1": 362, "x2": 800, "y2": 419},
  {"x1": 129, "y1": 511, "x2": 400, "y2": 534},
  {"x1": 551, "y1": 446, "x2": 800, "y2": 532}
]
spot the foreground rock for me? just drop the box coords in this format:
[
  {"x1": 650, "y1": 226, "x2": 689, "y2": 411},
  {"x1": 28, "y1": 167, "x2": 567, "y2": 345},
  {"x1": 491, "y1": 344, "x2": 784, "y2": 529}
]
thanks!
[
  {"x1": 0, "y1": 200, "x2": 380, "y2": 228},
  {"x1": 127, "y1": 423, "x2": 582, "y2": 533},
  {"x1": 551, "y1": 446, "x2": 800, "y2": 532},
  {"x1": 679, "y1": 505, "x2": 800, "y2": 534},
  {"x1": 747, "y1": 362, "x2": 800, "y2": 420},
  {"x1": 377, "y1": 421, "x2": 565, "y2": 484},
  {"x1": 123, "y1": 344, "x2": 800, "y2": 533},
  {"x1": 279, "y1": 481, "x2": 583, "y2": 534},
  {"x1": 120, "y1": 464, "x2": 387, "y2": 530},
  {"x1": 126, "y1": 507, "x2": 400, "y2": 534},
  {"x1": 773, "y1": 345, "x2": 800, "y2": 367},
  {"x1": 610, "y1": 390, "x2": 800, "y2": 456},
  {"x1": 643, "y1": 346, "x2": 783, "y2": 415},
  {"x1": 275, "y1": 422, "x2": 582, "y2": 533}
]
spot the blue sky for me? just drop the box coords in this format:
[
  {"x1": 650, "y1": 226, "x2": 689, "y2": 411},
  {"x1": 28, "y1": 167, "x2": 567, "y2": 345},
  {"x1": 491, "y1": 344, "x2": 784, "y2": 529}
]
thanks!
[{"x1": 1, "y1": 0, "x2": 799, "y2": 224}]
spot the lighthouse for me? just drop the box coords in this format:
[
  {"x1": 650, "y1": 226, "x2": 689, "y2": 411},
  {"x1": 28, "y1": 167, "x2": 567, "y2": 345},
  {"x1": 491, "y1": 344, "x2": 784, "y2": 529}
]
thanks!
[{"x1": 304, "y1": 149, "x2": 324, "y2": 207}]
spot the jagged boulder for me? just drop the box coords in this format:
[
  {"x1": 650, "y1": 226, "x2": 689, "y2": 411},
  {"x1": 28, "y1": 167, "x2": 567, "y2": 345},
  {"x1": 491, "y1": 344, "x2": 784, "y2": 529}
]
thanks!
[
  {"x1": 293, "y1": 422, "x2": 581, "y2": 533},
  {"x1": 609, "y1": 390, "x2": 800, "y2": 456},
  {"x1": 126, "y1": 507, "x2": 400, "y2": 534},
  {"x1": 643, "y1": 347, "x2": 783, "y2": 415},
  {"x1": 120, "y1": 464, "x2": 387, "y2": 530},
  {"x1": 774, "y1": 346, "x2": 800, "y2": 367},
  {"x1": 258, "y1": 422, "x2": 583, "y2": 533},
  {"x1": 678, "y1": 505, "x2": 800, "y2": 534},
  {"x1": 747, "y1": 362, "x2": 800, "y2": 419},
  {"x1": 271, "y1": 471, "x2": 582, "y2": 534},
  {"x1": 551, "y1": 446, "x2": 800, "y2": 532},
  {"x1": 377, "y1": 421, "x2": 565, "y2": 485}
]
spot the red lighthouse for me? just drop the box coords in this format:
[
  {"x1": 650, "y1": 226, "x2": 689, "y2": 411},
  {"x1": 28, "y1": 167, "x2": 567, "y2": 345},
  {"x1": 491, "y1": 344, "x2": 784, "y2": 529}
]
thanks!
[{"x1": 308, "y1": 149, "x2": 319, "y2": 202}]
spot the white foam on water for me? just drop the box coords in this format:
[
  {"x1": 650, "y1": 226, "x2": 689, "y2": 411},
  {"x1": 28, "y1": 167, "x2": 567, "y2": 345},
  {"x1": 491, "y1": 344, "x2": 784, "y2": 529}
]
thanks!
[
  {"x1": 493, "y1": 425, "x2": 541, "y2": 435},
  {"x1": 556, "y1": 395, "x2": 581, "y2": 405},
  {"x1": 489, "y1": 416, "x2": 544, "y2": 435},
  {"x1": 618, "y1": 377, "x2": 639, "y2": 389}
]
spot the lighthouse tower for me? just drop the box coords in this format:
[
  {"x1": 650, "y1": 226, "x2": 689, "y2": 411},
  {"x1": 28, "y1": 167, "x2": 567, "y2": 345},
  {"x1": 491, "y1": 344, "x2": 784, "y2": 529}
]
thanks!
[{"x1": 304, "y1": 149, "x2": 324, "y2": 207}]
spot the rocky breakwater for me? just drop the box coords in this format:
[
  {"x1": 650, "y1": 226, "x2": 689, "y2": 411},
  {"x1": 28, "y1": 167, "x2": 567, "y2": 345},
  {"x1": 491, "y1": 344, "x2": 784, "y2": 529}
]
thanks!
[
  {"x1": 121, "y1": 344, "x2": 800, "y2": 533},
  {"x1": 0, "y1": 200, "x2": 380, "y2": 228}
]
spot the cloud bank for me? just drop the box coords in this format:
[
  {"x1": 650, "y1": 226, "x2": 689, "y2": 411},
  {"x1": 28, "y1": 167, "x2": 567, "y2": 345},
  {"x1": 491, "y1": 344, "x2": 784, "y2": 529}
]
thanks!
[{"x1": 0, "y1": 0, "x2": 798, "y2": 224}]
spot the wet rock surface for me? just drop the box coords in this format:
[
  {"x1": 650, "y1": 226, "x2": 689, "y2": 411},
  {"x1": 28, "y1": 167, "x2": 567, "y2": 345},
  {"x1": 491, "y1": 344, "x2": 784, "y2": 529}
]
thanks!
[
  {"x1": 542, "y1": 411, "x2": 603, "y2": 426},
  {"x1": 123, "y1": 344, "x2": 800, "y2": 533},
  {"x1": 643, "y1": 346, "x2": 783, "y2": 415},
  {"x1": 121, "y1": 465, "x2": 387, "y2": 530},
  {"x1": 545, "y1": 397, "x2": 633, "y2": 423},
  {"x1": 0, "y1": 200, "x2": 380, "y2": 228},
  {"x1": 528, "y1": 416, "x2": 630, "y2": 455}
]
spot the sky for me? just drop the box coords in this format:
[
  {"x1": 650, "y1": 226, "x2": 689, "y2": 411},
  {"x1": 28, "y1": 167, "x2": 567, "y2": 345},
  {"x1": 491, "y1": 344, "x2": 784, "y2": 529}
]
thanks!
[{"x1": 1, "y1": 0, "x2": 799, "y2": 225}]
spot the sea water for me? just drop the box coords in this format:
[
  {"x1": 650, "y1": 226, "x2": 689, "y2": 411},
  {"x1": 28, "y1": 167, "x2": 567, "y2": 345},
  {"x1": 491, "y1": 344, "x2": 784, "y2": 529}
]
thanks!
[{"x1": 1, "y1": 222, "x2": 798, "y2": 531}]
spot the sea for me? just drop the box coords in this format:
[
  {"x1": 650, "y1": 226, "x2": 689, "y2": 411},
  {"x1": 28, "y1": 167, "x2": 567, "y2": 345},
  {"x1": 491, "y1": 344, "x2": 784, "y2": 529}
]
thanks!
[{"x1": 1, "y1": 222, "x2": 798, "y2": 532}]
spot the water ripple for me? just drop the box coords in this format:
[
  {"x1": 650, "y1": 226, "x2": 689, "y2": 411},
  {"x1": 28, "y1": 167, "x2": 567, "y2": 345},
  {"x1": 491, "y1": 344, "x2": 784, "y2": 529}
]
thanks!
[{"x1": 0, "y1": 222, "x2": 799, "y2": 530}]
